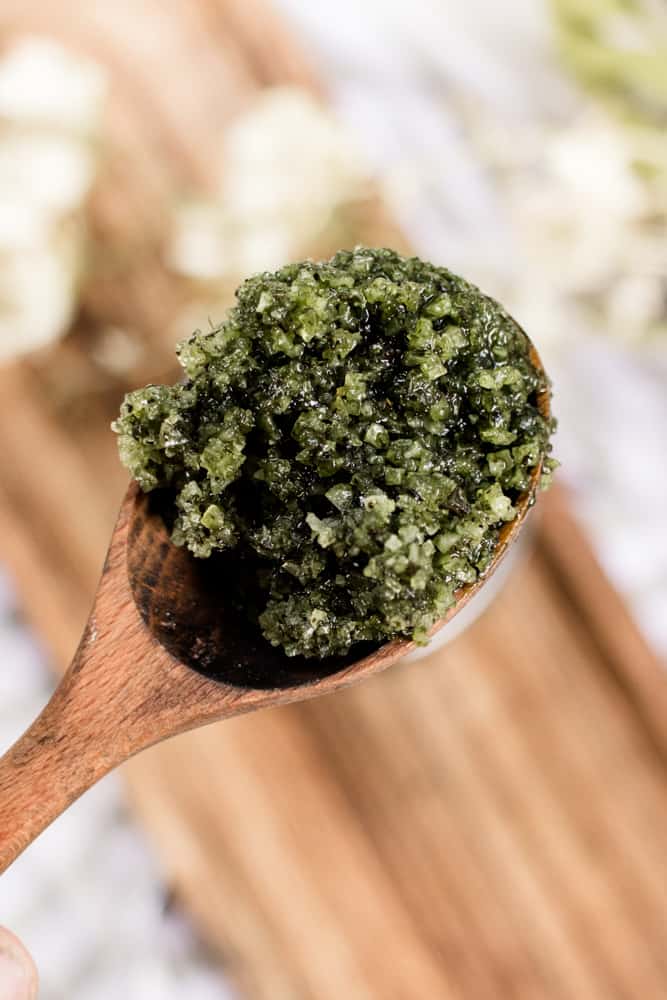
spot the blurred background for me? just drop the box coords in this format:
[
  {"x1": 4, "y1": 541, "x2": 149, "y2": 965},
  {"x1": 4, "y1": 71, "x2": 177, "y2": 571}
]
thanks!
[{"x1": 0, "y1": 0, "x2": 665, "y2": 997}]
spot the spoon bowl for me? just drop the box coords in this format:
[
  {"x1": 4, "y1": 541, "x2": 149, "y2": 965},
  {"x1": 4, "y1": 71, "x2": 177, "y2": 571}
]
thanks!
[
  {"x1": 127, "y1": 485, "x2": 377, "y2": 689},
  {"x1": 0, "y1": 346, "x2": 549, "y2": 873}
]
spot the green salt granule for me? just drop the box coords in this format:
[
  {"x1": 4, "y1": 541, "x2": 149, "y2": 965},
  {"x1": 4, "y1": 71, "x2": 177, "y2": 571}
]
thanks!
[{"x1": 114, "y1": 248, "x2": 555, "y2": 659}]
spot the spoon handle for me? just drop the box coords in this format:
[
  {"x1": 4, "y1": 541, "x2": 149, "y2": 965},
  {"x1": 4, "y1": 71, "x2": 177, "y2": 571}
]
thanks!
[
  {"x1": 0, "y1": 667, "x2": 123, "y2": 874},
  {"x1": 0, "y1": 558, "x2": 246, "y2": 874},
  {"x1": 0, "y1": 602, "x2": 166, "y2": 874}
]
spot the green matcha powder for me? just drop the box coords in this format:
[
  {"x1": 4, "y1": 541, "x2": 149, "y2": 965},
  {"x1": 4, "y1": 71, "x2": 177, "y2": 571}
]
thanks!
[{"x1": 114, "y1": 248, "x2": 555, "y2": 659}]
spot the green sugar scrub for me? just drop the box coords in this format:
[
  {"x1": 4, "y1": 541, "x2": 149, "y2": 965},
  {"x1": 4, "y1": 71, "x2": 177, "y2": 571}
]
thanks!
[{"x1": 114, "y1": 248, "x2": 555, "y2": 659}]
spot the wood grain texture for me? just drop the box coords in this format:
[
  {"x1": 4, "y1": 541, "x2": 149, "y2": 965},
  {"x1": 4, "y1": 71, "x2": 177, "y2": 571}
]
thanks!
[
  {"x1": 0, "y1": 2, "x2": 666, "y2": 998},
  {"x1": 128, "y1": 537, "x2": 667, "y2": 1000}
]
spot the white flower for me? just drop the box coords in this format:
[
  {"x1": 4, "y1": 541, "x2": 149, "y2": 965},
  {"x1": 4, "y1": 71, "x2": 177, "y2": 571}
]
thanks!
[
  {"x1": 169, "y1": 86, "x2": 371, "y2": 281},
  {"x1": 167, "y1": 203, "x2": 229, "y2": 280},
  {"x1": 0, "y1": 133, "x2": 98, "y2": 214},
  {"x1": 0, "y1": 38, "x2": 107, "y2": 361},
  {"x1": 223, "y1": 87, "x2": 368, "y2": 220},
  {"x1": 0, "y1": 222, "x2": 82, "y2": 361},
  {"x1": 547, "y1": 116, "x2": 646, "y2": 220},
  {"x1": 0, "y1": 37, "x2": 106, "y2": 132}
]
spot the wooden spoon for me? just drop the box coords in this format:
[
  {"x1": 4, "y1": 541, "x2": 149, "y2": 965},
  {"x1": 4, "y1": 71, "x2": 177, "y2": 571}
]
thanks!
[{"x1": 0, "y1": 348, "x2": 549, "y2": 874}]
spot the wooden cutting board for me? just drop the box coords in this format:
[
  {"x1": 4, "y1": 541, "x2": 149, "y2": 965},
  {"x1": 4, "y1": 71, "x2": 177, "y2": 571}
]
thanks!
[{"x1": 1, "y1": 3, "x2": 667, "y2": 998}]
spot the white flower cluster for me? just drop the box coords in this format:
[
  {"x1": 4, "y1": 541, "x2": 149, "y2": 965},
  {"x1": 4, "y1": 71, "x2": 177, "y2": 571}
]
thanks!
[
  {"x1": 0, "y1": 38, "x2": 107, "y2": 361},
  {"x1": 168, "y1": 86, "x2": 371, "y2": 280},
  {"x1": 473, "y1": 105, "x2": 665, "y2": 356}
]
